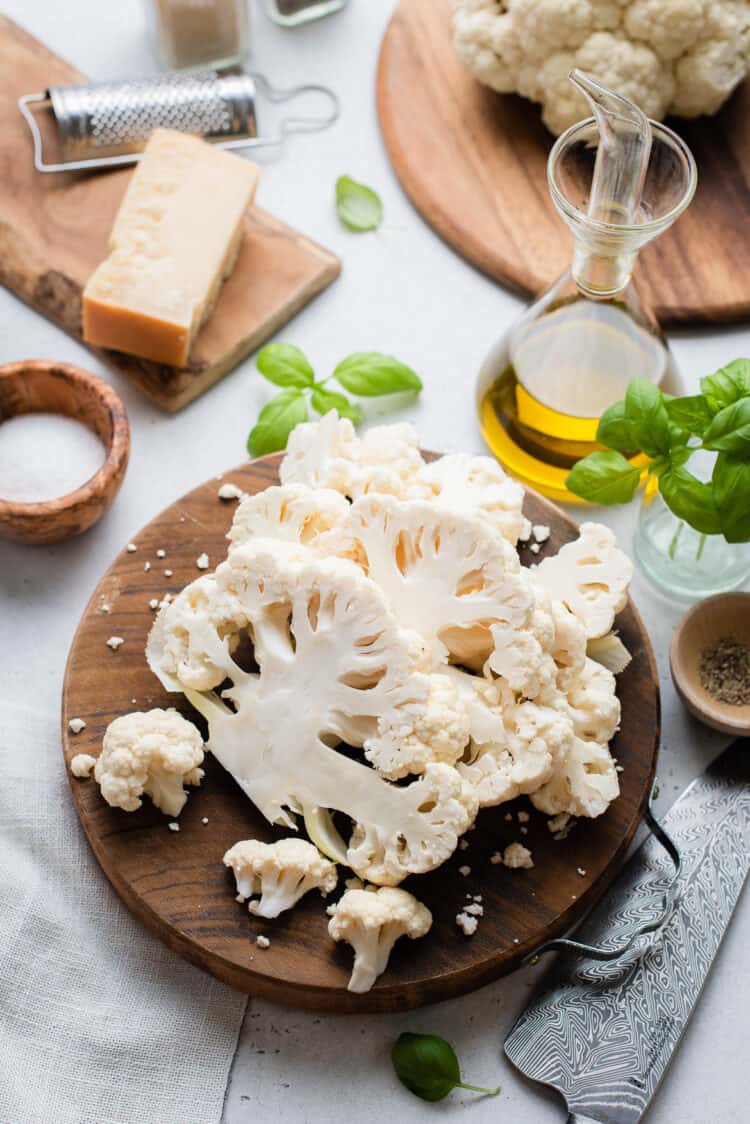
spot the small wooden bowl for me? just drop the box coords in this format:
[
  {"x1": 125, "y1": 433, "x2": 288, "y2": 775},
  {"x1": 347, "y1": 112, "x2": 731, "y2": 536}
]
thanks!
[
  {"x1": 670, "y1": 593, "x2": 750, "y2": 736},
  {"x1": 0, "y1": 360, "x2": 130, "y2": 545}
]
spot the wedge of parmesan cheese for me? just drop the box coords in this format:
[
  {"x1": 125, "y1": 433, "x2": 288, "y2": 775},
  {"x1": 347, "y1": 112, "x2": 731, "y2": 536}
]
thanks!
[{"x1": 83, "y1": 129, "x2": 259, "y2": 367}]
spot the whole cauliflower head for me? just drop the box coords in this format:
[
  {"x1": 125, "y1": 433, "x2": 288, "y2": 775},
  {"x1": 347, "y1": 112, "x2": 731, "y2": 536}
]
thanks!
[
  {"x1": 327, "y1": 886, "x2": 432, "y2": 993},
  {"x1": 224, "y1": 838, "x2": 337, "y2": 919},
  {"x1": 95, "y1": 708, "x2": 204, "y2": 816},
  {"x1": 452, "y1": 0, "x2": 750, "y2": 135}
]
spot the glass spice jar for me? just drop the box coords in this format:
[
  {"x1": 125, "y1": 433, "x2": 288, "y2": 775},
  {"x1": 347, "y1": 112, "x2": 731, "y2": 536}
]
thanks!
[
  {"x1": 263, "y1": 0, "x2": 349, "y2": 28},
  {"x1": 150, "y1": 0, "x2": 250, "y2": 70}
]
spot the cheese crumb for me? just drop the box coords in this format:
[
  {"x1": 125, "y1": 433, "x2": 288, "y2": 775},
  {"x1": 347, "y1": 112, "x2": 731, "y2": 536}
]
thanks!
[
  {"x1": 503, "y1": 842, "x2": 534, "y2": 869},
  {"x1": 490, "y1": 851, "x2": 503, "y2": 864},
  {"x1": 149, "y1": 599, "x2": 159, "y2": 610},
  {"x1": 196, "y1": 552, "x2": 209, "y2": 570},
  {"x1": 144, "y1": 562, "x2": 151, "y2": 572},
  {"x1": 256, "y1": 934, "x2": 271, "y2": 949},
  {"x1": 70, "y1": 754, "x2": 96, "y2": 778},
  {"x1": 164, "y1": 569, "x2": 173, "y2": 577},
  {"x1": 106, "y1": 636, "x2": 124, "y2": 651},
  {"x1": 156, "y1": 549, "x2": 166, "y2": 558},
  {"x1": 456, "y1": 912, "x2": 478, "y2": 936},
  {"x1": 168, "y1": 822, "x2": 180, "y2": 832},
  {"x1": 68, "y1": 717, "x2": 87, "y2": 734},
  {"x1": 532, "y1": 524, "x2": 550, "y2": 543},
  {"x1": 126, "y1": 542, "x2": 137, "y2": 553},
  {"x1": 218, "y1": 483, "x2": 244, "y2": 501},
  {"x1": 517, "y1": 810, "x2": 530, "y2": 823},
  {"x1": 458, "y1": 865, "x2": 471, "y2": 877}
]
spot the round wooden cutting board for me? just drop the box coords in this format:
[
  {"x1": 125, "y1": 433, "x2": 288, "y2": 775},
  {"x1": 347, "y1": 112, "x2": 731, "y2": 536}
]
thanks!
[
  {"x1": 377, "y1": 0, "x2": 750, "y2": 325},
  {"x1": 62, "y1": 453, "x2": 659, "y2": 1013}
]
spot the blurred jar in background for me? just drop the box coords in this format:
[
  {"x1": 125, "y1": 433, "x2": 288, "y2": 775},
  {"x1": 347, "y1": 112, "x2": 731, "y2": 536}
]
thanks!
[
  {"x1": 151, "y1": 0, "x2": 249, "y2": 68},
  {"x1": 263, "y1": 0, "x2": 348, "y2": 27}
]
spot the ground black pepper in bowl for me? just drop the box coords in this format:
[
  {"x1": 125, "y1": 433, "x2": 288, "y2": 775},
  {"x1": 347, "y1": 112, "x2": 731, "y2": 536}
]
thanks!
[{"x1": 699, "y1": 636, "x2": 750, "y2": 706}]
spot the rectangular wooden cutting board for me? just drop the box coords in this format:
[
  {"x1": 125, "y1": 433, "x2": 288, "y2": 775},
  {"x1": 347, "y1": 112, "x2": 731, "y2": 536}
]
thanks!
[{"x1": 0, "y1": 16, "x2": 340, "y2": 411}]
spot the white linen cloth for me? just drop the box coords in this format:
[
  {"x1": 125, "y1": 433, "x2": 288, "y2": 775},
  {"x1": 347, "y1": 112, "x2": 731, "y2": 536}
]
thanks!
[{"x1": 0, "y1": 700, "x2": 247, "y2": 1124}]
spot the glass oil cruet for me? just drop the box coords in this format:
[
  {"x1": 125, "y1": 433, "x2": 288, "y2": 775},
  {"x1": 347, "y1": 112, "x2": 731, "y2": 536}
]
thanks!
[{"x1": 477, "y1": 71, "x2": 698, "y2": 502}]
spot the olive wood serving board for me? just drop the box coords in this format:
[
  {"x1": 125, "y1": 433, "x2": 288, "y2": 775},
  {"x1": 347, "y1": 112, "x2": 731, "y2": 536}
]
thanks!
[
  {"x1": 0, "y1": 16, "x2": 340, "y2": 412},
  {"x1": 61, "y1": 452, "x2": 659, "y2": 1012},
  {"x1": 377, "y1": 0, "x2": 750, "y2": 325}
]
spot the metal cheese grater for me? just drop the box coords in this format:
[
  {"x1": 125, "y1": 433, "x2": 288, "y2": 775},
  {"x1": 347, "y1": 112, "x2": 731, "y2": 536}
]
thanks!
[{"x1": 18, "y1": 69, "x2": 339, "y2": 173}]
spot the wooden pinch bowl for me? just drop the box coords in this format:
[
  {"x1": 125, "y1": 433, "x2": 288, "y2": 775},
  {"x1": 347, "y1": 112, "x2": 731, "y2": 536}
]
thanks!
[
  {"x1": 0, "y1": 360, "x2": 130, "y2": 545},
  {"x1": 670, "y1": 593, "x2": 750, "y2": 736}
]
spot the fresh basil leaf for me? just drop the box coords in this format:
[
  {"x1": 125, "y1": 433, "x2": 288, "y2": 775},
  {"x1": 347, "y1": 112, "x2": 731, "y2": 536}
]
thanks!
[
  {"x1": 596, "y1": 401, "x2": 638, "y2": 452},
  {"x1": 391, "y1": 1034, "x2": 499, "y2": 1103},
  {"x1": 713, "y1": 453, "x2": 750, "y2": 543},
  {"x1": 625, "y1": 378, "x2": 671, "y2": 456},
  {"x1": 659, "y1": 466, "x2": 722, "y2": 534},
  {"x1": 247, "y1": 391, "x2": 308, "y2": 456},
  {"x1": 311, "y1": 384, "x2": 363, "y2": 424},
  {"x1": 668, "y1": 445, "x2": 692, "y2": 468},
  {"x1": 664, "y1": 395, "x2": 713, "y2": 437},
  {"x1": 702, "y1": 397, "x2": 750, "y2": 454},
  {"x1": 333, "y1": 352, "x2": 422, "y2": 397},
  {"x1": 566, "y1": 450, "x2": 642, "y2": 504},
  {"x1": 257, "y1": 343, "x2": 315, "y2": 389},
  {"x1": 335, "y1": 175, "x2": 384, "y2": 232},
  {"x1": 700, "y1": 358, "x2": 750, "y2": 413}
]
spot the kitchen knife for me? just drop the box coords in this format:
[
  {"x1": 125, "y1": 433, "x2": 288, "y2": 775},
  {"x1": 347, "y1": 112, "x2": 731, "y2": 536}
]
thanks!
[{"x1": 505, "y1": 738, "x2": 749, "y2": 1124}]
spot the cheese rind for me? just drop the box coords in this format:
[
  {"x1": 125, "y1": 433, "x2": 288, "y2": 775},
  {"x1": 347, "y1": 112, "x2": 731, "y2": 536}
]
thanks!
[{"x1": 83, "y1": 129, "x2": 259, "y2": 367}]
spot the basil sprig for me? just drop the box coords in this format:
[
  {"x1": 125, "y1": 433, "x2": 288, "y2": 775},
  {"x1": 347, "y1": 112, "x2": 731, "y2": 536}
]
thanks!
[
  {"x1": 247, "y1": 343, "x2": 422, "y2": 456},
  {"x1": 566, "y1": 360, "x2": 750, "y2": 543},
  {"x1": 335, "y1": 175, "x2": 384, "y2": 232},
  {"x1": 391, "y1": 1033, "x2": 500, "y2": 1103}
]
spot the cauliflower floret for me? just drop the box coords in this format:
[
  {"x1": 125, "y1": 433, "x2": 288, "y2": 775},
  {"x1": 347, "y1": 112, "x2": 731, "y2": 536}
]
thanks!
[
  {"x1": 94, "y1": 708, "x2": 204, "y2": 816},
  {"x1": 486, "y1": 589, "x2": 585, "y2": 698},
  {"x1": 327, "y1": 887, "x2": 432, "y2": 993},
  {"x1": 452, "y1": 669, "x2": 575, "y2": 807},
  {"x1": 224, "y1": 838, "x2": 337, "y2": 919},
  {"x1": 453, "y1": 0, "x2": 745, "y2": 135},
  {"x1": 502, "y1": 841, "x2": 534, "y2": 869},
  {"x1": 563, "y1": 657, "x2": 621, "y2": 743},
  {"x1": 363, "y1": 672, "x2": 471, "y2": 780},
  {"x1": 416, "y1": 452, "x2": 527, "y2": 545},
  {"x1": 280, "y1": 412, "x2": 428, "y2": 501},
  {"x1": 70, "y1": 753, "x2": 97, "y2": 779},
  {"x1": 333, "y1": 495, "x2": 533, "y2": 668},
  {"x1": 347, "y1": 763, "x2": 478, "y2": 885},
  {"x1": 228, "y1": 484, "x2": 350, "y2": 553},
  {"x1": 147, "y1": 573, "x2": 249, "y2": 692},
  {"x1": 531, "y1": 734, "x2": 619, "y2": 818},
  {"x1": 530, "y1": 522, "x2": 632, "y2": 639}
]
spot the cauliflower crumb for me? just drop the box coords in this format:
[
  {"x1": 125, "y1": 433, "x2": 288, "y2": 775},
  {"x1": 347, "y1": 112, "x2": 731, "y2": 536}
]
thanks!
[
  {"x1": 503, "y1": 842, "x2": 534, "y2": 869},
  {"x1": 202, "y1": 817, "x2": 209, "y2": 825},
  {"x1": 70, "y1": 754, "x2": 96, "y2": 778},
  {"x1": 106, "y1": 636, "x2": 124, "y2": 651},
  {"x1": 459, "y1": 839, "x2": 469, "y2": 851},
  {"x1": 156, "y1": 549, "x2": 166, "y2": 559},
  {"x1": 577, "y1": 867, "x2": 587, "y2": 877},
  {"x1": 458, "y1": 865, "x2": 471, "y2": 877},
  {"x1": 547, "y1": 812, "x2": 571, "y2": 833},
  {"x1": 504, "y1": 813, "x2": 513, "y2": 822},
  {"x1": 530, "y1": 543, "x2": 540, "y2": 554},
  {"x1": 520, "y1": 826, "x2": 528, "y2": 835},
  {"x1": 517, "y1": 810, "x2": 530, "y2": 823},
  {"x1": 144, "y1": 562, "x2": 151, "y2": 573},
  {"x1": 464, "y1": 902, "x2": 483, "y2": 917},
  {"x1": 472, "y1": 894, "x2": 482, "y2": 902},
  {"x1": 168, "y1": 822, "x2": 180, "y2": 832},
  {"x1": 99, "y1": 604, "x2": 111, "y2": 614},
  {"x1": 196, "y1": 552, "x2": 210, "y2": 570},
  {"x1": 532, "y1": 524, "x2": 550, "y2": 543},
  {"x1": 164, "y1": 569, "x2": 173, "y2": 577},
  {"x1": 126, "y1": 542, "x2": 137, "y2": 553},
  {"x1": 218, "y1": 483, "x2": 244, "y2": 501},
  {"x1": 149, "y1": 599, "x2": 159, "y2": 610},
  {"x1": 68, "y1": 718, "x2": 86, "y2": 734},
  {"x1": 490, "y1": 852, "x2": 503, "y2": 864},
  {"x1": 456, "y1": 911, "x2": 478, "y2": 936},
  {"x1": 256, "y1": 934, "x2": 271, "y2": 949}
]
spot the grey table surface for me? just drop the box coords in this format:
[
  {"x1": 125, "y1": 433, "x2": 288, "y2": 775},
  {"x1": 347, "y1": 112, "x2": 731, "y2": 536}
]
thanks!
[{"x1": 0, "y1": 2, "x2": 747, "y2": 1122}]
